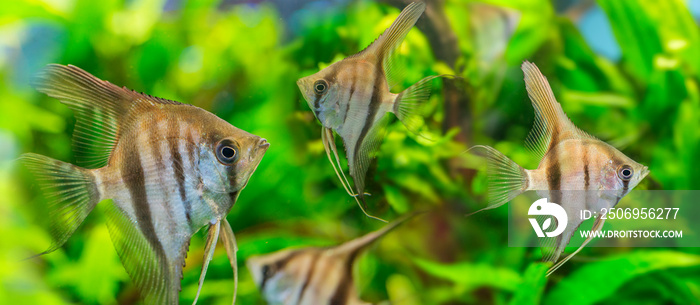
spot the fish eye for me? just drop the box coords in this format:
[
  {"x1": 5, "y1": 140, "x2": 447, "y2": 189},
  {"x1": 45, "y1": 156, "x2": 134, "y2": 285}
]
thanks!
[
  {"x1": 314, "y1": 80, "x2": 328, "y2": 94},
  {"x1": 618, "y1": 165, "x2": 633, "y2": 181},
  {"x1": 216, "y1": 139, "x2": 239, "y2": 165}
]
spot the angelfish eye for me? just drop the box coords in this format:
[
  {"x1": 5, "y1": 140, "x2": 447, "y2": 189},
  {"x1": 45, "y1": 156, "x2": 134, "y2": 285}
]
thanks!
[
  {"x1": 314, "y1": 80, "x2": 328, "y2": 94},
  {"x1": 618, "y1": 165, "x2": 633, "y2": 181},
  {"x1": 215, "y1": 139, "x2": 239, "y2": 165}
]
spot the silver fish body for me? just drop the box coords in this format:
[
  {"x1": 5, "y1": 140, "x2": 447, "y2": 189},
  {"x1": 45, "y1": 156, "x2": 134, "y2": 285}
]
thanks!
[
  {"x1": 21, "y1": 64, "x2": 269, "y2": 304},
  {"x1": 472, "y1": 62, "x2": 649, "y2": 275},
  {"x1": 247, "y1": 214, "x2": 413, "y2": 305},
  {"x1": 298, "y1": 2, "x2": 448, "y2": 221}
]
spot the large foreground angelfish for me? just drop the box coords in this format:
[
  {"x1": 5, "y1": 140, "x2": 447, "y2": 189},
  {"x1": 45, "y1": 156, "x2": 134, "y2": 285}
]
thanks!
[
  {"x1": 21, "y1": 64, "x2": 269, "y2": 304},
  {"x1": 247, "y1": 213, "x2": 414, "y2": 305},
  {"x1": 471, "y1": 62, "x2": 649, "y2": 276},
  {"x1": 297, "y1": 2, "x2": 448, "y2": 222}
]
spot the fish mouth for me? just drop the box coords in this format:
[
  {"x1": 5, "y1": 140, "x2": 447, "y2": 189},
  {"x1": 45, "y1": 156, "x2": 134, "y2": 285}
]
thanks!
[
  {"x1": 258, "y1": 138, "x2": 270, "y2": 152},
  {"x1": 296, "y1": 78, "x2": 313, "y2": 104},
  {"x1": 641, "y1": 166, "x2": 650, "y2": 179}
]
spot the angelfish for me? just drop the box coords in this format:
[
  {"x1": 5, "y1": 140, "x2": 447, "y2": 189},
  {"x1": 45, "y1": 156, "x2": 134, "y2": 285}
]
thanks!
[
  {"x1": 21, "y1": 64, "x2": 269, "y2": 304},
  {"x1": 297, "y1": 2, "x2": 447, "y2": 222},
  {"x1": 471, "y1": 62, "x2": 649, "y2": 275},
  {"x1": 247, "y1": 213, "x2": 414, "y2": 305}
]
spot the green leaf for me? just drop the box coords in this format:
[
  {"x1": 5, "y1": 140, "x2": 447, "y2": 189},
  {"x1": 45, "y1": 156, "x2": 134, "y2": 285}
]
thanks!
[
  {"x1": 597, "y1": 0, "x2": 664, "y2": 79},
  {"x1": 383, "y1": 184, "x2": 410, "y2": 214},
  {"x1": 509, "y1": 263, "x2": 549, "y2": 305},
  {"x1": 598, "y1": 0, "x2": 700, "y2": 79},
  {"x1": 545, "y1": 250, "x2": 700, "y2": 305},
  {"x1": 414, "y1": 258, "x2": 521, "y2": 292}
]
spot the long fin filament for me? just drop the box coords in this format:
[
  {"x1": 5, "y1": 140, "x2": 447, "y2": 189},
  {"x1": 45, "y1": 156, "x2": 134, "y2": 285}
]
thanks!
[
  {"x1": 546, "y1": 217, "x2": 606, "y2": 276},
  {"x1": 193, "y1": 221, "x2": 221, "y2": 305},
  {"x1": 220, "y1": 219, "x2": 239, "y2": 305},
  {"x1": 322, "y1": 127, "x2": 360, "y2": 197}
]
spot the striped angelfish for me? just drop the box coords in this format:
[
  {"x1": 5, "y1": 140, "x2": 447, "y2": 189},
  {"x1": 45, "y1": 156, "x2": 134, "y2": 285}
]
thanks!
[
  {"x1": 21, "y1": 64, "x2": 269, "y2": 304},
  {"x1": 471, "y1": 62, "x2": 649, "y2": 276},
  {"x1": 297, "y1": 2, "x2": 448, "y2": 222},
  {"x1": 247, "y1": 213, "x2": 414, "y2": 305}
]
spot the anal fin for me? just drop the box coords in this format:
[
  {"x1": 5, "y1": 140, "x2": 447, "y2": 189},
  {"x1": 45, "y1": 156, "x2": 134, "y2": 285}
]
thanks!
[
  {"x1": 104, "y1": 204, "x2": 179, "y2": 305},
  {"x1": 322, "y1": 127, "x2": 386, "y2": 222},
  {"x1": 546, "y1": 216, "x2": 606, "y2": 276}
]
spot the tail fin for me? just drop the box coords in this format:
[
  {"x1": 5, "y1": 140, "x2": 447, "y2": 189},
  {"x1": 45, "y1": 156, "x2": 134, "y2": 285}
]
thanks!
[
  {"x1": 392, "y1": 75, "x2": 455, "y2": 140},
  {"x1": 468, "y1": 145, "x2": 528, "y2": 216},
  {"x1": 20, "y1": 153, "x2": 100, "y2": 257}
]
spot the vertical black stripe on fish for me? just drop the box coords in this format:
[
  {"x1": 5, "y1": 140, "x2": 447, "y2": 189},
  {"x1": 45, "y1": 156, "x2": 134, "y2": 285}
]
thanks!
[
  {"x1": 353, "y1": 66, "x2": 383, "y2": 170},
  {"x1": 124, "y1": 143, "x2": 167, "y2": 266},
  {"x1": 170, "y1": 135, "x2": 191, "y2": 223},
  {"x1": 260, "y1": 251, "x2": 299, "y2": 292},
  {"x1": 582, "y1": 143, "x2": 590, "y2": 191},
  {"x1": 313, "y1": 94, "x2": 322, "y2": 118},
  {"x1": 582, "y1": 143, "x2": 591, "y2": 214},
  {"x1": 328, "y1": 250, "x2": 361, "y2": 305},
  {"x1": 620, "y1": 176, "x2": 630, "y2": 200},
  {"x1": 295, "y1": 252, "x2": 320, "y2": 304},
  {"x1": 341, "y1": 71, "x2": 356, "y2": 125},
  {"x1": 546, "y1": 142, "x2": 562, "y2": 206}
]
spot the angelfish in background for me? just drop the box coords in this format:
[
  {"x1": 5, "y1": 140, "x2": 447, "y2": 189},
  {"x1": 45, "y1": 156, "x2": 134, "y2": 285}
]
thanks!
[
  {"x1": 21, "y1": 64, "x2": 269, "y2": 304},
  {"x1": 471, "y1": 62, "x2": 648, "y2": 276},
  {"x1": 297, "y1": 2, "x2": 449, "y2": 222},
  {"x1": 247, "y1": 213, "x2": 415, "y2": 305},
  {"x1": 468, "y1": 2, "x2": 521, "y2": 65}
]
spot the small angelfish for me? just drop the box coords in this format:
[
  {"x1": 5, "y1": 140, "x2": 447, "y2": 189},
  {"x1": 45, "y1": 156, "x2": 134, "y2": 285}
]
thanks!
[
  {"x1": 471, "y1": 62, "x2": 649, "y2": 276},
  {"x1": 21, "y1": 64, "x2": 269, "y2": 304},
  {"x1": 247, "y1": 213, "x2": 414, "y2": 305},
  {"x1": 297, "y1": 2, "x2": 447, "y2": 222}
]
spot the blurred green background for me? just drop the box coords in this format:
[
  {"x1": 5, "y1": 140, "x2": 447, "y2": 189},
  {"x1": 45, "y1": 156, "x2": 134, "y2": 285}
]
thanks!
[{"x1": 1, "y1": 0, "x2": 700, "y2": 304}]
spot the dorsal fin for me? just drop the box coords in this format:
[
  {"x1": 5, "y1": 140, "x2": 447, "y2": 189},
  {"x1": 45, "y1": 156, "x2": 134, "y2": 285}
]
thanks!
[
  {"x1": 353, "y1": 2, "x2": 425, "y2": 89},
  {"x1": 32, "y1": 64, "x2": 187, "y2": 169},
  {"x1": 521, "y1": 61, "x2": 593, "y2": 160},
  {"x1": 332, "y1": 212, "x2": 418, "y2": 255}
]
